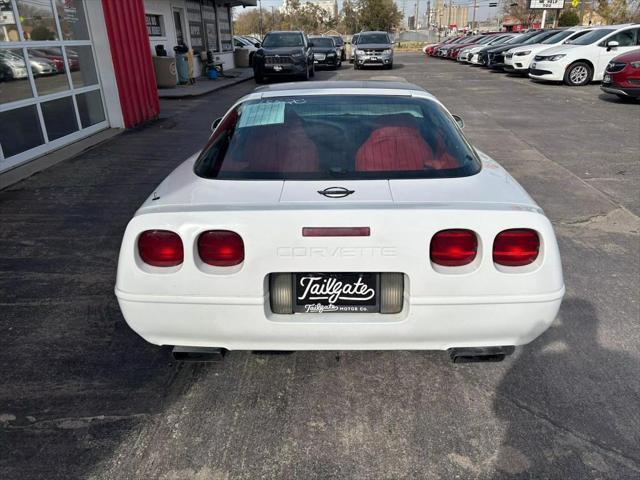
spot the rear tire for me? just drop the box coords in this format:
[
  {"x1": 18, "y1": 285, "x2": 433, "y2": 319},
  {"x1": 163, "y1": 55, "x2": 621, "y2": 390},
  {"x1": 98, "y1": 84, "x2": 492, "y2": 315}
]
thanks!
[
  {"x1": 563, "y1": 61, "x2": 592, "y2": 86},
  {"x1": 310, "y1": 63, "x2": 315, "y2": 77}
]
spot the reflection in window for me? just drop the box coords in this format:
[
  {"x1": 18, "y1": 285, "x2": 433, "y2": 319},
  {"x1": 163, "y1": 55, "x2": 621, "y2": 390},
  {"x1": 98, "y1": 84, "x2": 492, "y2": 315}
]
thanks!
[
  {"x1": 0, "y1": 105, "x2": 45, "y2": 157},
  {"x1": 28, "y1": 47, "x2": 69, "y2": 95},
  {"x1": 55, "y1": 0, "x2": 89, "y2": 40},
  {"x1": 15, "y1": 0, "x2": 59, "y2": 41},
  {"x1": 76, "y1": 89, "x2": 105, "y2": 128},
  {"x1": 41, "y1": 96, "x2": 79, "y2": 140},
  {"x1": 0, "y1": 1, "x2": 20, "y2": 41},
  {"x1": 66, "y1": 45, "x2": 97, "y2": 88},
  {"x1": 0, "y1": 49, "x2": 33, "y2": 102}
]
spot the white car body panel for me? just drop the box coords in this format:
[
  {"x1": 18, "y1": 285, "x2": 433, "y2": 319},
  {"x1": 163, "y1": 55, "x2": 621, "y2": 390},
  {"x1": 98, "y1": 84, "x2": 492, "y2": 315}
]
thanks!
[
  {"x1": 504, "y1": 29, "x2": 591, "y2": 72},
  {"x1": 529, "y1": 25, "x2": 640, "y2": 82},
  {"x1": 115, "y1": 84, "x2": 564, "y2": 351}
]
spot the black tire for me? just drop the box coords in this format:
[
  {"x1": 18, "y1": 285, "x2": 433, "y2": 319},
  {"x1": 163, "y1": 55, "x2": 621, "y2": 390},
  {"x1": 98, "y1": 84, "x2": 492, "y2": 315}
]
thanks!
[
  {"x1": 563, "y1": 61, "x2": 592, "y2": 86},
  {"x1": 249, "y1": 52, "x2": 254, "y2": 68},
  {"x1": 310, "y1": 63, "x2": 315, "y2": 77},
  {"x1": 385, "y1": 63, "x2": 393, "y2": 70},
  {"x1": 254, "y1": 69, "x2": 264, "y2": 84}
]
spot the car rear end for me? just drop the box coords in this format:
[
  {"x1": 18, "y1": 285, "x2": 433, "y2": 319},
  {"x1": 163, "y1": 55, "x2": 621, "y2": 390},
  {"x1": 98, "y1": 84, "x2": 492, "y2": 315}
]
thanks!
[
  {"x1": 115, "y1": 86, "x2": 563, "y2": 354},
  {"x1": 117, "y1": 197, "x2": 562, "y2": 351}
]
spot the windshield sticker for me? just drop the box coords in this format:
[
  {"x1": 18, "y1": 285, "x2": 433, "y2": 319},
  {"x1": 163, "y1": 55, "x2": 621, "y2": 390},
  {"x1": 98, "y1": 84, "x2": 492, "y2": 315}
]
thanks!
[{"x1": 238, "y1": 102, "x2": 286, "y2": 128}]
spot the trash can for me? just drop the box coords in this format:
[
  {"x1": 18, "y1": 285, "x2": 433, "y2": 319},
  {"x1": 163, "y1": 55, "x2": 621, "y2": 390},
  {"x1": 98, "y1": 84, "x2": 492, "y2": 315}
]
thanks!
[
  {"x1": 234, "y1": 48, "x2": 250, "y2": 68},
  {"x1": 173, "y1": 45, "x2": 189, "y2": 85},
  {"x1": 153, "y1": 56, "x2": 177, "y2": 88}
]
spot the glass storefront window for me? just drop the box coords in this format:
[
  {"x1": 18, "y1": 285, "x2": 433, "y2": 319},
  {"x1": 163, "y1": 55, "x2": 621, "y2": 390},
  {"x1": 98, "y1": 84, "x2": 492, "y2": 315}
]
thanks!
[
  {"x1": 41, "y1": 95, "x2": 78, "y2": 140},
  {"x1": 66, "y1": 45, "x2": 97, "y2": 88},
  {"x1": 0, "y1": 105, "x2": 45, "y2": 157},
  {"x1": 76, "y1": 89, "x2": 104, "y2": 128},
  {"x1": 28, "y1": 47, "x2": 69, "y2": 95},
  {"x1": 0, "y1": 0, "x2": 20, "y2": 41},
  {"x1": 15, "y1": 0, "x2": 58, "y2": 41},
  {"x1": 55, "y1": 0, "x2": 89, "y2": 40},
  {"x1": 0, "y1": 48, "x2": 32, "y2": 102},
  {"x1": 0, "y1": 0, "x2": 107, "y2": 164}
]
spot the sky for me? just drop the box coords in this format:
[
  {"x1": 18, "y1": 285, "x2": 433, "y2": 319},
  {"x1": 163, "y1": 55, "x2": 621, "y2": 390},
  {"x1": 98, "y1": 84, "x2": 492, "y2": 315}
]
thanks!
[{"x1": 238, "y1": 0, "x2": 496, "y2": 23}]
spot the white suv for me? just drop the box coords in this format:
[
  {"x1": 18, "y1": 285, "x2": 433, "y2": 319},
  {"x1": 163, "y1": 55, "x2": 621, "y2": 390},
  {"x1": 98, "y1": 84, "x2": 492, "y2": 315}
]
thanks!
[
  {"x1": 504, "y1": 27, "x2": 593, "y2": 74},
  {"x1": 529, "y1": 24, "x2": 640, "y2": 86}
]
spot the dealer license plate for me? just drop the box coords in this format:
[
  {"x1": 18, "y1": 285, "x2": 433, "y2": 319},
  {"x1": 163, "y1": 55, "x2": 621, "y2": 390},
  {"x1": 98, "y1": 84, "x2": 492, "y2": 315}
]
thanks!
[
  {"x1": 604, "y1": 74, "x2": 611, "y2": 83},
  {"x1": 294, "y1": 272, "x2": 379, "y2": 313},
  {"x1": 370, "y1": 56, "x2": 378, "y2": 61}
]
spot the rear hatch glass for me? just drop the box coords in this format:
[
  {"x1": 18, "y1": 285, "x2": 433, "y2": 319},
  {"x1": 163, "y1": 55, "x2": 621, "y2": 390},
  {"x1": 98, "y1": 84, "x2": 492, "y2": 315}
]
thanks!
[{"x1": 195, "y1": 95, "x2": 481, "y2": 180}]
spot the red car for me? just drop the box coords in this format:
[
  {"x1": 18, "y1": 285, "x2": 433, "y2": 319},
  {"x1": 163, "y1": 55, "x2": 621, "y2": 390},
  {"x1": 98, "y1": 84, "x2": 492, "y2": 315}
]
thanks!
[
  {"x1": 601, "y1": 49, "x2": 640, "y2": 100},
  {"x1": 447, "y1": 36, "x2": 486, "y2": 60},
  {"x1": 427, "y1": 36, "x2": 464, "y2": 57}
]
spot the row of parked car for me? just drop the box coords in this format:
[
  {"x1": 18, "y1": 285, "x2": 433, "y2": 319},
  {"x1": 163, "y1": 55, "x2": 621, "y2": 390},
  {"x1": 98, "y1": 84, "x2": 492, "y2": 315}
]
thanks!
[
  {"x1": 424, "y1": 24, "x2": 640, "y2": 100},
  {"x1": 0, "y1": 47, "x2": 80, "y2": 81}
]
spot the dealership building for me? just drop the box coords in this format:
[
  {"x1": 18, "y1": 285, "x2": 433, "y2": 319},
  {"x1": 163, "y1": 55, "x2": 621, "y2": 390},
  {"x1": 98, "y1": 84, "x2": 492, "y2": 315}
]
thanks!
[{"x1": 0, "y1": 0, "x2": 254, "y2": 181}]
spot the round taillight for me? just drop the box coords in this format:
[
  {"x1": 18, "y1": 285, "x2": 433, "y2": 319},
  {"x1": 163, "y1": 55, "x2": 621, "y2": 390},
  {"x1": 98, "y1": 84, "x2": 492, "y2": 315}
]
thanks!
[
  {"x1": 493, "y1": 229, "x2": 539, "y2": 267},
  {"x1": 138, "y1": 230, "x2": 183, "y2": 267},
  {"x1": 198, "y1": 230, "x2": 244, "y2": 267},
  {"x1": 430, "y1": 229, "x2": 478, "y2": 267}
]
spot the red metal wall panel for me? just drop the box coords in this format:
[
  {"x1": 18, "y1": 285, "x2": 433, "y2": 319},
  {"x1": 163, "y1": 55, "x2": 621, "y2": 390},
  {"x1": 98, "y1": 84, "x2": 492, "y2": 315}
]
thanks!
[{"x1": 102, "y1": 0, "x2": 160, "y2": 128}]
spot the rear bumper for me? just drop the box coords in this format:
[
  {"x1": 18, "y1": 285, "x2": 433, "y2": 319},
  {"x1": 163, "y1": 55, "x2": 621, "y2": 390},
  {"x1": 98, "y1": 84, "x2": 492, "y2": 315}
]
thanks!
[{"x1": 116, "y1": 287, "x2": 564, "y2": 350}]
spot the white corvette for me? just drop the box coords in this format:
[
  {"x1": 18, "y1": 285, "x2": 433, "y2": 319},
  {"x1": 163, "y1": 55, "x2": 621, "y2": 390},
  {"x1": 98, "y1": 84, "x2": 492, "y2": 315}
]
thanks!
[{"x1": 115, "y1": 81, "x2": 564, "y2": 363}]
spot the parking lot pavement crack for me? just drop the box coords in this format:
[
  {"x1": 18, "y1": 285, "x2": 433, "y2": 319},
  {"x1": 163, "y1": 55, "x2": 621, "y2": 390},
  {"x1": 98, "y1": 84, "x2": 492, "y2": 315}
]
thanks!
[
  {"x1": 498, "y1": 392, "x2": 640, "y2": 471},
  {"x1": 555, "y1": 208, "x2": 640, "y2": 235}
]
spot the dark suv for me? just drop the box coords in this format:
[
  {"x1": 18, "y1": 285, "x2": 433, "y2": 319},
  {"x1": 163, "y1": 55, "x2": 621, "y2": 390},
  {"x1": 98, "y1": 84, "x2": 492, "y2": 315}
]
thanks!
[{"x1": 253, "y1": 31, "x2": 315, "y2": 83}]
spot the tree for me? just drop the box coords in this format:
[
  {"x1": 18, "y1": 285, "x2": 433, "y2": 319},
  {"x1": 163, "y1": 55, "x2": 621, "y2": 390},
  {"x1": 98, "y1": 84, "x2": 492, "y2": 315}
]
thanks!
[
  {"x1": 356, "y1": 0, "x2": 403, "y2": 31},
  {"x1": 597, "y1": 0, "x2": 635, "y2": 22},
  {"x1": 340, "y1": 0, "x2": 359, "y2": 33},
  {"x1": 558, "y1": 9, "x2": 581, "y2": 25},
  {"x1": 502, "y1": 0, "x2": 541, "y2": 27}
]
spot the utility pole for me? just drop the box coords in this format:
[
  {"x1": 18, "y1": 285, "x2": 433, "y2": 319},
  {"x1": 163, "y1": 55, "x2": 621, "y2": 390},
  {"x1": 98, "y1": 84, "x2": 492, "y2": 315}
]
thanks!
[
  {"x1": 471, "y1": 0, "x2": 477, "y2": 31},
  {"x1": 258, "y1": 0, "x2": 263, "y2": 37},
  {"x1": 579, "y1": 0, "x2": 586, "y2": 25},
  {"x1": 447, "y1": 0, "x2": 452, "y2": 31},
  {"x1": 415, "y1": 0, "x2": 419, "y2": 29}
]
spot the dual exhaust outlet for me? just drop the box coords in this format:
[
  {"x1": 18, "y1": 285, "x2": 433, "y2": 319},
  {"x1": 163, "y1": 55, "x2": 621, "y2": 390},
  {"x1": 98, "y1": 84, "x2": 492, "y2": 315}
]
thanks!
[{"x1": 171, "y1": 346, "x2": 515, "y2": 363}]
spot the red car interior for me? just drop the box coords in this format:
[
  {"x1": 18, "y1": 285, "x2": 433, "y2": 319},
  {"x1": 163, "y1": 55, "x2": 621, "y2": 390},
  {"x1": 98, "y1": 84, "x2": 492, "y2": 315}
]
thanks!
[{"x1": 356, "y1": 114, "x2": 460, "y2": 171}]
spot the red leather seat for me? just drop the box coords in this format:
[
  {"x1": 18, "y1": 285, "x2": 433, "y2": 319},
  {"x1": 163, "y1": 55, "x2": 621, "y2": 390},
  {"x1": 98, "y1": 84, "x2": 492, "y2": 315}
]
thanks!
[{"x1": 355, "y1": 115, "x2": 460, "y2": 171}]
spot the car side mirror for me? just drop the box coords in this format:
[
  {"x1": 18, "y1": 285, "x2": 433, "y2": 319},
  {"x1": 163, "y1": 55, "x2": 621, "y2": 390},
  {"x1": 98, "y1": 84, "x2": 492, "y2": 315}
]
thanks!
[
  {"x1": 211, "y1": 117, "x2": 222, "y2": 132},
  {"x1": 308, "y1": 41, "x2": 314, "y2": 48},
  {"x1": 254, "y1": 42, "x2": 261, "y2": 48},
  {"x1": 452, "y1": 115, "x2": 464, "y2": 129},
  {"x1": 607, "y1": 40, "x2": 619, "y2": 51}
]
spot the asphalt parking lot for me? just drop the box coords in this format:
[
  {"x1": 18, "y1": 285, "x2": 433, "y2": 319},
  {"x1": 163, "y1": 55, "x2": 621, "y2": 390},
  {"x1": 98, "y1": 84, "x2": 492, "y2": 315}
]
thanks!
[{"x1": 1, "y1": 53, "x2": 638, "y2": 479}]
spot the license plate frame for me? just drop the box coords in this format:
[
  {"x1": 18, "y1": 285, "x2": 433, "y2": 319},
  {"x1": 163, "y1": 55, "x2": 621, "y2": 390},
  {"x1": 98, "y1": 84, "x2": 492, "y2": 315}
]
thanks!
[{"x1": 294, "y1": 272, "x2": 379, "y2": 313}]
